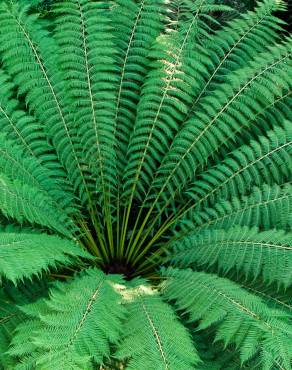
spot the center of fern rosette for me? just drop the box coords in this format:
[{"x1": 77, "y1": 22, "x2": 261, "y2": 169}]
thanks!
[{"x1": 103, "y1": 259, "x2": 136, "y2": 279}]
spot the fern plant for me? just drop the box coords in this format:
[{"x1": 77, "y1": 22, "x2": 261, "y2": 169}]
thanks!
[{"x1": 0, "y1": 0, "x2": 291, "y2": 369}]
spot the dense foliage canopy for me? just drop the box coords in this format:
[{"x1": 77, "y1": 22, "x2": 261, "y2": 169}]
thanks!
[{"x1": 0, "y1": 0, "x2": 291, "y2": 369}]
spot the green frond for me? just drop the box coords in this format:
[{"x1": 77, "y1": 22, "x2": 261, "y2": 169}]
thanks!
[
  {"x1": 10, "y1": 269, "x2": 125, "y2": 369},
  {"x1": 0, "y1": 1, "x2": 92, "y2": 205},
  {"x1": 116, "y1": 280, "x2": 199, "y2": 370},
  {"x1": 211, "y1": 94, "x2": 292, "y2": 166},
  {"x1": 168, "y1": 226, "x2": 292, "y2": 287},
  {"x1": 162, "y1": 268, "x2": 292, "y2": 369},
  {"x1": 0, "y1": 229, "x2": 92, "y2": 283},
  {"x1": 111, "y1": 0, "x2": 164, "y2": 174},
  {"x1": 0, "y1": 71, "x2": 55, "y2": 165},
  {"x1": 150, "y1": 36, "x2": 292, "y2": 202},
  {"x1": 242, "y1": 282, "x2": 292, "y2": 314},
  {"x1": 185, "y1": 121, "x2": 292, "y2": 207},
  {"x1": 0, "y1": 290, "x2": 24, "y2": 368},
  {"x1": 54, "y1": 0, "x2": 118, "y2": 206},
  {"x1": 0, "y1": 174, "x2": 75, "y2": 237},
  {"x1": 123, "y1": 0, "x2": 222, "y2": 201},
  {"x1": 0, "y1": 279, "x2": 48, "y2": 369},
  {"x1": 0, "y1": 133, "x2": 76, "y2": 216},
  {"x1": 183, "y1": 183, "x2": 292, "y2": 232},
  {"x1": 196, "y1": 0, "x2": 286, "y2": 100}
]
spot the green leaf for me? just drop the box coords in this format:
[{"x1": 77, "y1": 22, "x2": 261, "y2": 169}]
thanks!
[
  {"x1": 168, "y1": 226, "x2": 292, "y2": 287},
  {"x1": 162, "y1": 268, "x2": 292, "y2": 369},
  {"x1": 10, "y1": 269, "x2": 125, "y2": 369},
  {"x1": 0, "y1": 174, "x2": 75, "y2": 237},
  {"x1": 116, "y1": 280, "x2": 199, "y2": 370},
  {"x1": 0, "y1": 230, "x2": 92, "y2": 283}
]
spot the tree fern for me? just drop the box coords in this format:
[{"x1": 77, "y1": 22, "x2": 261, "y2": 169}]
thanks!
[{"x1": 0, "y1": 0, "x2": 291, "y2": 369}]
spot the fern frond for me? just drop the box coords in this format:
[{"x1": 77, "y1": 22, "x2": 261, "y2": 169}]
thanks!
[
  {"x1": 162, "y1": 268, "x2": 292, "y2": 369},
  {"x1": 183, "y1": 183, "x2": 292, "y2": 232},
  {"x1": 111, "y1": 0, "x2": 164, "y2": 174},
  {"x1": 185, "y1": 121, "x2": 292, "y2": 207},
  {"x1": 0, "y1": 71, "x2": 55, "y2": 165},
  {"x1": 168, "y1": 226, "x2": 292, "y2": 287},
  {"x1": 0, "y1": 174, "x2": 74, "y2": 237},
  {"x1": 150, "y1": 37, "x2": 292, "y2": 202},
  {"x1": 54, "y1": 0, "x2": 118, "y2": 207},
  {"x1": 0, "y1": 133, "x2": 76, "y2": 216},
  {"x1": 211, "y1": 94, "x2": 292, "y2": 166},
  {"x1": 0, "y1": 1, "x2": 92, "y2": 205},
  {"x1": 116, "y1": 281, "x2": 199, "y2": 369},
  {"x1": 0, "y1": 279, "x2": 48, "y2": 369},
  {"x1": 193, "y1": 0, "x2": 286, "y2": 102},
  {"x1": 123, "y1": 0, "x2": 222, "y2": 201},
  {"x1": 242, "y1": 283, "x2": 292, "y2": 314},
  {"x1": 0, "y1": 230, "x2": 91, "y2": 283},
  {"x1": 0, "y1": 290, "x2": 24, "y2": 368},
  {"x1": 10, "y1": 269, "x2": 125, "y2": 369}
]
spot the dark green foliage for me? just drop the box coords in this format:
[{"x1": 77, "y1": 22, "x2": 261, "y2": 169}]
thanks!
[{"x1": 0, "y1": 0, "x2": 291, "y2": 369}]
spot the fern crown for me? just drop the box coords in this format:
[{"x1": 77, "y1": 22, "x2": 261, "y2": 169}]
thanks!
[{"x1": 0, "y1": 0, "x2": 291, "y2": 369}]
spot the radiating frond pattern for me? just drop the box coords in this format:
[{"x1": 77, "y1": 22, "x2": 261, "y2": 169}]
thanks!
[{"x1": 0, "y1": 0, "x2": 291, "y2": 369}]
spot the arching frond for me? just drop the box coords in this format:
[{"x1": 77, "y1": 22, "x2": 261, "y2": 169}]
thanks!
[
  {"x1": 162, "y1": 268, "x2": 292, "y2": 369},
  {"x1": 183, "y1": 183, "x2": 292, "y2": 232},
  {"x1": 0, "y1": 174, "x2": 74, "y2": 237},
  {"x1": 123, "y1": 0, "x2": 226, "y2": 201},
  {"x1": 54, "y1": 0, "x2": 118, "y2": 208},
  {"x1": 241, "y1": 282, "x2": 292, "y2": 315},
  {"x1": 185, "y1": 121, "x2": 292, "y2": 207},
  {"x1": 0, "y1": 280, "x2": 49, "y2": 369},
  {"x1": 111, "y1": 0, "x2": 164, "y2": 174},
  {"x1": 0, "y1": 230, "x2": 92, "y2": 283},
  {"x1": 168, "y1": 226, "x2": 292, "y2": 287},
  {"x1": 9, "y1": 269, "x2": 125, "y2": 369},
  {"x1": 194, "y1": 0, "x2": 286, "y2": 100},
  {"x1": 150, "y1": 37, "x2": 292, "y2": 202},
  {"x1": 0, "y1": 133, "x2": 75, "y2": 216},
  {"x1": 116, "y1": 281, "x2": 199, "y2": 370},
  {"x1": 0, "y1": 71, "x2": 56, "y2": 166},
  {"x1": 0, "y1": 1, "x2": 92, "y2": 205}
]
